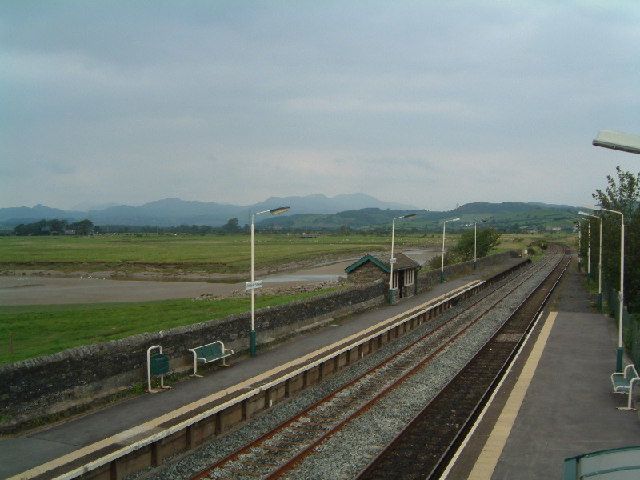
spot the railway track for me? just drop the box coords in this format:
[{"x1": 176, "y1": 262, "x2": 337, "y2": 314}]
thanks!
[
  {"x1": 189, "y1": 254, "x2": 566, "y2": 480},
  {"x1": 357, "y1": 253, "x2": 570, "y2": 480}
]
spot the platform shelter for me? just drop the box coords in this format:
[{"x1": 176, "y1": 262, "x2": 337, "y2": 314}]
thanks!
[{"x1": 345, "y1": 252, "x2": 420, "y2": 301}]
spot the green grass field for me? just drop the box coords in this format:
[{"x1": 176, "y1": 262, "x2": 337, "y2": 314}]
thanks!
[
  {"x1": 0, "y1": 233, "x2": 435, "y2": 273},
  {"x1": 0, "y1": 288, "x2": 337, "y2": 365},
  {"x1": 0, "y1": 231, "x2": 563, "y2": 273}
]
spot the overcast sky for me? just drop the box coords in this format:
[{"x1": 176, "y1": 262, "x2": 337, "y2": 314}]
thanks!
[{"x1": 2, "y1": 1, "x2": 639, "y2": 211}]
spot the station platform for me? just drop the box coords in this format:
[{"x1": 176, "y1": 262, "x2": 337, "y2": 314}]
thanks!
[
  {"x1": 0, "y1": 258, "x2": 523, "y2": 479},
  {"x1": 446, "y1": 260, "x2": 640, "y2": 480}
]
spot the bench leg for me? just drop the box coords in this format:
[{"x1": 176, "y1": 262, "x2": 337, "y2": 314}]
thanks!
[
  {"x1": 159, "y1": 375, "x2": 172, "y2": 390},
  {"x1": 190, "y1": 354, "x2": 203, "y2": 378},
  {"x1": 617, "y1": 394, "x2": 635, "y2": 410},
  {"x1": 617, "y1": 382, "x2": 637, "y2": 411}
]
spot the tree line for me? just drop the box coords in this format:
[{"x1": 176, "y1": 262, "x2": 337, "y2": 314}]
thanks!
[
  {"x1": 579, "y1": 167, "x2": 640, "y2": 313},
  {"x1": 14, "y1": 219, "x2": 95, "y2": 236}
]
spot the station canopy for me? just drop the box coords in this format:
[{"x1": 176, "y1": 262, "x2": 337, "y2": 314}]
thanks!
[{"x1": 593, "y1": 130, "x2": 640, "y2": 154}]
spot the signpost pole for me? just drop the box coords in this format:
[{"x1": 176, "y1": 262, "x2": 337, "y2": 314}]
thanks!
[{"x1": 250, "y1": 213, "x2": 257, "y2": 357}]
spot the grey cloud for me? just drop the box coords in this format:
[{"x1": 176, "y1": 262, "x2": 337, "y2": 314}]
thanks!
[{"x1": 1, "y1": 2, "x2": 639, "y2": 210}]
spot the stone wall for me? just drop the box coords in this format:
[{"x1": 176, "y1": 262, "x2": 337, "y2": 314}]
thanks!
[
  {"x1": 417, "y1": 250, "x2": 517, "y2": 293},
  {"x1": 0, "y1": 280, "x2": 386, "y2": 427},
  {"x1": 0, "y1": 250, "x2": 520, "y2": 430},
  {"x1": 347, "y1": 262, "x2": 387, "y2": 283}
]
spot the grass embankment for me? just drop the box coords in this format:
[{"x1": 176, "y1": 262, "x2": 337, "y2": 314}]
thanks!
[
  {"x1": 0, "y1": 288, "x2": 336, "y2": 365},
  {"x1": 0, "y1": 233, "x2": 433, "y2": 274}
]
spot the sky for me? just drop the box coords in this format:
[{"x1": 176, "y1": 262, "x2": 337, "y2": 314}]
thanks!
[{"x1": 2, "y1": 1, "x2": 640, "y2": 211}]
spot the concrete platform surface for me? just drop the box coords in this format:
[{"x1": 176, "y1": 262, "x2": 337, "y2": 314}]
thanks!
[
  {"x1": 0, "y1": 258, "x2": 523, "y2": 479},
  {"x1": 447, "y1": 261, "x2": 640, "y2": 480}
]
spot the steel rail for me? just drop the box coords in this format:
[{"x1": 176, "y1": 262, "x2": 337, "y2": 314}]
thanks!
[
  {"x1": 356, "y1": 254, "x2": 570, "y2": 480},
  {"x1": 267, "y1": 255, "x2": 564, "y2": 480},
  {"x1": 191, "y1": 255, "x2": 560, "y2": 480}
]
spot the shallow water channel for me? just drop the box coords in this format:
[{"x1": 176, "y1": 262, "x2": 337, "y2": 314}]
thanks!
[{"x1": 0, "y1": 249, "x2": 438, "y2": 306}]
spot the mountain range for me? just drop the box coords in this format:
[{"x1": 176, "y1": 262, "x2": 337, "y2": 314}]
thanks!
[
  {"x1": 0, "y1": 194, "x2": 415, "y2": 228},
  {"x1": 260, "y1": 201, "x2": 579, "y2": 232}
]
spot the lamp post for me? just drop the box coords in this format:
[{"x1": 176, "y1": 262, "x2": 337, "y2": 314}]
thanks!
[
  {"x1": 586, "y1": 221, "x2": 592, "y2": 276},
  {"x1": 596, "y1": 207, "x2": 624, "y2": 372},
  {"x1": 389, "y1": 213, "x2": 416, "y2": 304},
  {"x1": 248, "y1": 206, "x2": 290, "y2": 357},
  {"x1": 472, "y1": 218, "x2": 488, "y2": 269},
  {"x1": 579, "y1": 211, "x2": 602, "y2": 308},
  {"x1": 441, "y1": 217, "x2": 460, "y2": 283},
  {"x1": 591, "y1": 132, "x2": 635, "y2": 372},
  {"x1": 575, "y1": 221, "x2": 582, "y2": 270},
  {"x1": 474, "y1": 221, "x2": 477, "y2": 268}
]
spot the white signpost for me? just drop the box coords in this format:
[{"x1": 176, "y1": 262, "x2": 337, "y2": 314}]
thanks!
[{"x1": 245, "y1": 280, "x2": 263, "y2": 291}]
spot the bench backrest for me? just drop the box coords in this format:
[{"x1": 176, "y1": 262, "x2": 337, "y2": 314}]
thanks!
[
  {"x1": 625, "y1": 366, "x2": 639, "y2": 382},
  {"x1": 195, "y1": 342, "x2": 224, "y2": 360}
]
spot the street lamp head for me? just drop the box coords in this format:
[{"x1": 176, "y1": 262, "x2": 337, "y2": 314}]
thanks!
[
  {"x1": 450, "y1": 217, "x2": 460, "y2": 222},
  {"x1": 594, "y1": 206, "x2": 623, "y2": 217},
  {"x1": 593, "y1": 130, "x2": 640, "y2": 155},
  {"x1": 400, "y1": 213, "x2": 417, "y2": 219},
  {"x1": 269, "y1": 206, "x2": 290, "y2": 216}
]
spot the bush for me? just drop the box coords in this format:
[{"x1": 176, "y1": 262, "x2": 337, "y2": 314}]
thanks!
[{"x1": 428, "y1": 252, "x2": 458, "y2": 270}]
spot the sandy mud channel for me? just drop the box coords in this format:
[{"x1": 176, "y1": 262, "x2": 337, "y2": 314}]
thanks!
[{"x1": 0, "y1": 250, "x2": 437, "y2": 306}]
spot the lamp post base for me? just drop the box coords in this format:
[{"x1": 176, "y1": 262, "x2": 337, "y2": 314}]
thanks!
[
  {"x1": 388, "y1": 288, "x2": 398, "y2": 305},
  {"x1": 250, "y1": 330, "x2": 257, "y2": 357},
  {"x1": 440, "y1": 270, "x2": 444, "y2": 283},
  {"x1": 616, "y1": 347, "x2": 624, "y2": 373},
  {"x1": 597, "y1": 293, "x2": 602, "y2": 312}
]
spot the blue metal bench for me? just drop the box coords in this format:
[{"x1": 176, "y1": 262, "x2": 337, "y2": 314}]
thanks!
[
  {"x1": 189, "y1": 340, "x2": 234, "y2": 377},
  {"x1": 611, "y1": 364, "x2": 640, "y2": 410}
]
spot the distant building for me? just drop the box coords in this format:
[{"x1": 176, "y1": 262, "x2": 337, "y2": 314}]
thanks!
[{"x1": 345, "y1": 252, "x2": 420, "y2": 300}]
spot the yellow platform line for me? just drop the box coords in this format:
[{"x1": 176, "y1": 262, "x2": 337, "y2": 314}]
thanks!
[
  {"x1": 467, "y1": 310, "x2": 558, "y2": 480},
  {"x1": 10, "y1": 281, "x2": 481, "y2": 480}
]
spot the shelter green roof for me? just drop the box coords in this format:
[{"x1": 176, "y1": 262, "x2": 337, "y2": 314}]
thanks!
[
  {"x1": 345, "y1": 254, "x2": 389, "y2": 274},
  {"x1": 345, "y1": 253, "x2": 419, "y2": 274}
]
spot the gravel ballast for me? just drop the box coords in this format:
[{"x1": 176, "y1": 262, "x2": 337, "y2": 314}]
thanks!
[{"x1": 132, "y1": 256, "x2": 562, "y2": 480}]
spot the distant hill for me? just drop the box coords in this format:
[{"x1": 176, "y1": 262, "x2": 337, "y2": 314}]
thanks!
[
  {"x1": 261, "y1": 202, "x2": 579, "y2": 232},
  {"x1": 251, "y1": 193, "x2": 413, "y2": 215},
  {"x1": 453, "y1": 202, "x2": 576, "y2": 214},
  {"x1": 0, "y1": 194, "x2": 416, "y2": 228},
  {"x1": 0, "y1": 204, "x2": 86, "y2": 228}
]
